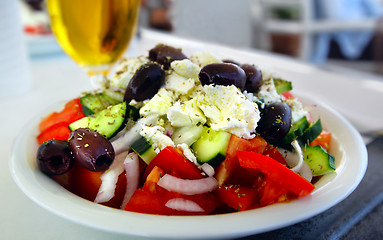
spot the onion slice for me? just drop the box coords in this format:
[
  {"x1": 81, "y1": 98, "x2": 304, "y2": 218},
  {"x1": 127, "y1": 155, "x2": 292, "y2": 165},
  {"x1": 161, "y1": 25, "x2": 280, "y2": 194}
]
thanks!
[
  {"x1": 158, "y1": 174, "x2": 218, "y2": 195},
  {"x1": 200, "y1": 163, "x2": 215, "y2": 177},
  {"x1": 165, "y1": 198, "x2": 204, "y2": 212},
  {"x1": 94, "y1": 151, "x2": 128, "y2": 204},
  {"x1": 298, "y1": 160, "x2": 313, "y2": 182},
  {"x1": 282, "y1": 140, "x2": 304, "y2": 173},
  {"x1": 120, "y1": 152, "x2": 140, "y2": 209},
  {"x1": 112, "y1": 115, "x2": 158, "y2": 155}
]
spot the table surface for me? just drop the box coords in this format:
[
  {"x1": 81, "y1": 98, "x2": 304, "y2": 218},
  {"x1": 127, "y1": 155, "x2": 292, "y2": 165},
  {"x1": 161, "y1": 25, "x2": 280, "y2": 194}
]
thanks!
[{"x1": 2, "y1": 29, "x2": 383, "y2": 240}]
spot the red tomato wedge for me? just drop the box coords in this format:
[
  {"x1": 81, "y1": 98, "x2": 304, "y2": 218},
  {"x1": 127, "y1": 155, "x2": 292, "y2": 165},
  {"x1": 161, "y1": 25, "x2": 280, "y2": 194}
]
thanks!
[
  {"x1": 215, "y1": 135, "x2": 267, "y2": 186},
  {"x1": 37, "y1": 122, "x2": 71, "y2": 144},
  {"x1": 281, "y1": 91, "x2": 294, "y2": 99},
  {"x1": 214, "y1": 185, "x2": 259, "y2": 211},
  {"x1": 39, "y1": 98, "x2": 85, "y2": 133},
  {"x1": 263, "y1": 144, "x2": 287, "y2": 166},
  {"x1": 237, "y1": 151, "x2": 315, "y2": 198},
  {"x1": 126, "y1": 188, "x2": 220, "y2": 215},
  {"x1": 142, "y1": 166, "x2": 164, "y2": 193},
  {"x1": 127, "y1": 166, "x2": 219, "y2": 215},
  {"x1": 68, "y1": 162, "x2": 127, "y2": 209},
  {"x1": 125, "y1": 188, "x2": 170, "y2": 215},
  {"x1": 310, "y1": 130, "x2": 332, "y2": 152},
  {"x1": 258, "y1": 178, "x2": 290, "y2": 206},
  {"x1": 143, "y1": 146, "x2": 203, "y2": 181}
]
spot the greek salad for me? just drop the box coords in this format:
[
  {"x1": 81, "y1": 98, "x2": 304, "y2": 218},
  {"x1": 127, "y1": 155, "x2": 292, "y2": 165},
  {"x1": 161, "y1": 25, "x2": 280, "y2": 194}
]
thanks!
[{"x1": 36, "y1": 44, "x2": 336, "y2": 215}]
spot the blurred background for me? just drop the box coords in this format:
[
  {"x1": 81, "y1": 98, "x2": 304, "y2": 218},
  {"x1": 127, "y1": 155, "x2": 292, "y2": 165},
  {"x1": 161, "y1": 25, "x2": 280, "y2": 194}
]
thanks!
[{"x1": 19, "y1": 0, "x2": 383, "y2": 75}]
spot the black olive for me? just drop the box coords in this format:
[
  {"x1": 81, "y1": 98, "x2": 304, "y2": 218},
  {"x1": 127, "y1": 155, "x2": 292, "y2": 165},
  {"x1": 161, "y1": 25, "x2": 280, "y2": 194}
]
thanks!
[
  {"x1": 256, "y1": 102, "x2": 292, "y2": 144},
  {"x1": 199, "y1": 63, "x2": 246, "y2": 90},
  {"x1": 36, "y1": 140, "x2": 73, "y2": 175},
  {"x1": 240, "y1": 64, "x2": 263, "y2": 93},
  {"x1": 148, "y1": 44, "x2": 187, "y2": 69},
  {"x1": 68, "y1": 128, "x2": 115, "y2": 172},
  {"x1": 124, "y1": 62, "x2": 165, "y2": 102}
]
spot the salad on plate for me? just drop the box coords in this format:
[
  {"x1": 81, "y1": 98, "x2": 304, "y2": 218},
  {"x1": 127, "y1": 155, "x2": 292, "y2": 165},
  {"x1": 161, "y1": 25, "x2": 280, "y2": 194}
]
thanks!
[{"x1": 35, "y1": 44, "x2": 336, "y2": 215}]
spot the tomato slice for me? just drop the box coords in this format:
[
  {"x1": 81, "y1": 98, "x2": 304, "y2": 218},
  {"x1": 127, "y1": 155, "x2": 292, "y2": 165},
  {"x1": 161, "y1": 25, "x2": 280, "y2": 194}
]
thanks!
[
  {"x1": 68, "y1": 162, "x2": 127, "y2": 209},
  {"x1": 258, "y1": 177, "x2": 290, "y2": 206},
  {"x1": 37, "y1": 122, "x2": 71, "y2": 144},
  {"x1": 143, "y1": 146, "x2": 203, "y2": 181},
  {"x1": 214, "y1": 185, "x2": 259, "y2": 211},
  {"x1": 126, "y1": 187, "x2": 219, "y2": 215},
  {"x1": 127, "y1": 165, "x2": 219, "y2": 215},
  {"x1": 215, "y1": 135, "x2": 267, "y2": 186},
  {"x1": 310, "y1": 130, "x2": 331, "y2": 151},
  {"x1": 125, "y1": 189, "x2": 171, "y2": 215},
  {"x1": 237, "y1": 151, "x2": 314, "y2": 198},
  {"x1": 281, "y1": 91, "x2": 294, "y2": 99},
  {"x1": 142, "y1": 166, "x2": 164, "y2": 193},
  {"x1": 263, "y1": 144, "x2": 287, "y2": 166},
  {"x1": 39, "y1": 98, "x2": 85, "y2": 133}
]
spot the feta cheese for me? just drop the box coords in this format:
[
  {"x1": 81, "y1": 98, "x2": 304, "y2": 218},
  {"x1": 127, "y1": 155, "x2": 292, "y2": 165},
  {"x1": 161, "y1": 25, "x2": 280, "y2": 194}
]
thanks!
[
  {"x1": 196, "y1": 85, "x2": 260, "y2": 139},
  {"x1": 242, "y1": 90, "x2": 259, "y2": 103},
  {"x1": 285, "y1": 98, "x2": 308, "y2": 123},
  {"x1": 109, "y1": 56, "x2": 149, "y2": 90},
  {"x1": 165, "y1": 73, "x2": 196, "y2": 95},
  {"x1": 167, "y1": 99, "x2": 206, "y2": 127},
  {"x1": 170, "y1": 59, "x2": 200, "y2": 80},
  {"x1": 139, "y1": 88, "x2": 175, "y2": 117},
  {"x1": 257, "y1": 78, "x2": 281, "y2": 106},
  {"x1": 177, "y1": 143, "x2": 198, "y2": 165},
  {"x1": 140, "y1": 125, "x2": 175, "y2": 153},
  {"x1": 190, "y1": 51, "x2": 222, "y2": 67}
]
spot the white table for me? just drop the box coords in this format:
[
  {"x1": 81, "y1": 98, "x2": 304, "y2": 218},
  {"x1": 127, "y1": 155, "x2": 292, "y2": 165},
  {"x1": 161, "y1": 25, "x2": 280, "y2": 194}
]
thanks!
[{"x1": 1, "y1": 29, "x2": 382, "y2": 240}]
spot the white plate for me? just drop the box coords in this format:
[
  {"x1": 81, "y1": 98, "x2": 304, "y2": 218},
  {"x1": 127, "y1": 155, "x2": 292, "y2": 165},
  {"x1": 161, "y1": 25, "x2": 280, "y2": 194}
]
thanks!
[{"x1": 9, "y1": 94, "x2": 367, "y2": 239}]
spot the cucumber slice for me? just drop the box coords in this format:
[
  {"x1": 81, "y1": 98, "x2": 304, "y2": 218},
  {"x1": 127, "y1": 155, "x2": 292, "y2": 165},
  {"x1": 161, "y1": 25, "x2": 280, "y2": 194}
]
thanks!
[
  {"x1": 284, "y1": 116, "x2": 309, "y2": 144},
  {"x1": 69, "y1": 102, "x2": 127, "y2": 139},
  {"x1": 80, "y1": 92, "x2": 121, "y2": 116},
  {"x1": 191, "y1": 127, "x2": 231, "y2": 167},
  {"x1": 131, "y1": 136, "x2": 157, "y2": 164},
  {"x1": 300, "y1": 118, "x2": 322, "y2": 145},
  {"x1": 126, "y1": 105, "x2": 140, "y2": 121},
  {"x1": 68, "y1": 117, "x2": 89, "y2": 132},
  {"x1": 303, "y1": 145, "x2": 335, "y2": 176},
  {"x1": 273, "y1": 78, "x2": 292, "y2": 94}
]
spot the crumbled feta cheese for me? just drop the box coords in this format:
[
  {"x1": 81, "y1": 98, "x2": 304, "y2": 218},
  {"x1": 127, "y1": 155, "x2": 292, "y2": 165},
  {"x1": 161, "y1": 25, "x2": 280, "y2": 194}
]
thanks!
[
  {"x1": 257, "y1": 78, "x2": 281, "y2": 106},
  {"x1": 196, "y1": 85, "x2": 260, "y2": 139},
  {"x1": 177, "y1": 143, "x2": 198, "y2": 165},
  {"x1": 165, "y1": 73, "x2": 196, "y2": 95},
  {"x1": 109, "y1": 56, "x2": 149, "y2": 90},
  {"x1": 285, "y1": 98, "x2": 308, "y2": 123},
  {"x1": 140, "y1": 125, "x2": 175, "y2": 153},
  {"x1": 190, "y1": 51, "x2": 222, "y2": 67},
  {"x1": 139, "y1": 88, "x2": 175, "y2": 117},
  {"x1": 242, "y1": 90, "x2": 259, "y2": 103},
  {"x1": 170, "y1": 59, "x2": 200, "y2": 80},
  {"x1": 167, "y1": 99, "x2": 206, "y2": 127}
]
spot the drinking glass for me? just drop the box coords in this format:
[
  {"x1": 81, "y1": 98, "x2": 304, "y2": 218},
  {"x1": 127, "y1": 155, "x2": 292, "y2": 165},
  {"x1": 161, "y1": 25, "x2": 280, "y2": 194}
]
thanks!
[{"x1": 46, "y1": 0, "x2": 141, "y2": 88}]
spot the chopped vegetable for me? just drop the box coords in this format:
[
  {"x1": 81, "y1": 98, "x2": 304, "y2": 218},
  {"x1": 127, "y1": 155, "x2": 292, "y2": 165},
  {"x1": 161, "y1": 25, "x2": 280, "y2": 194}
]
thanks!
[
  {"x1": 143, "y1": 146, "x2": 204, "y2": 181},
  {"x1": 38, "y1": 98, "x2": 85, "y2": 133},
  {"x1": 237, "y1": 151, "x2": 315, "y2": 198}
]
